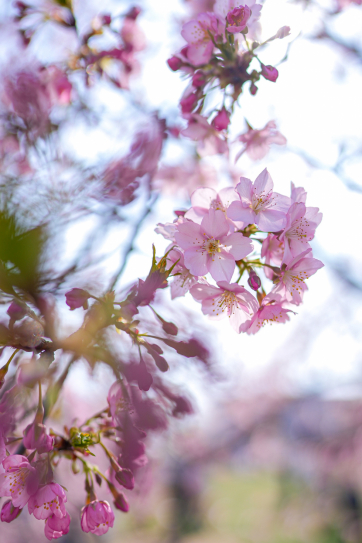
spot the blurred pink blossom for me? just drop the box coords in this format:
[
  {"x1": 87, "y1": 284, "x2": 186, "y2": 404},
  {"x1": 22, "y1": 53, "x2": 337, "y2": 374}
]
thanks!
[{"x1": 235, "y1": 121, "x2": 287, "y2": 161}]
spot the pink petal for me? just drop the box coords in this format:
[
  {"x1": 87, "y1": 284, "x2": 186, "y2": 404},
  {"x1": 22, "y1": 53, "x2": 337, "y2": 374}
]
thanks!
[
  {"x1": 222, "y1": 233, "x2": 253, "y2": 259},
  {"x1": 201, "y1": 209, "x2": 229, "y2": 239},
  {"x1": 175, "y1": 221, "x2": 203, "y2": 249},
  {"x1": 257, "y1": 209, "x2": 286, "y2": 232},
  {"x1": 254, "y1": 168, "x2": 273, "y2": 195},
  {"x1": 184, "y1": 247, "x2": 208, "y2": 276},
  {"x1": 227, "y1": 202, "x2": 255, "y2": 225},
  {"x1": 207, "y1": 250, "x2": 235, "y2": 282},
  {"x1": 190, "y1": 187, "x2": 217, "y2": 208},
  {"x1": 235, "y1": 177, "x2": 253, "y2": 203}
]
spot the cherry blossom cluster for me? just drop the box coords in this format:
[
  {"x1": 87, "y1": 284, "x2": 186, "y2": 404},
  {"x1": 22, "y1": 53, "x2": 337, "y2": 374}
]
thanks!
[
  {"x1": 167, "y1": 0, "x2": 290, "y2": 158},
  {"x1": 156, "y1": 168, "x2": 324, "y2": 333},
  {"x1": 0, "y1": 252, "x2": 207, "y2": 539}
]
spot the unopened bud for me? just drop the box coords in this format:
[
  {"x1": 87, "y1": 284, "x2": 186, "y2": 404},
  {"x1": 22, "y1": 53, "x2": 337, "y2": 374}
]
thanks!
[{"x1": 247, "y1": 270, "x2": 261, "y2": 291}]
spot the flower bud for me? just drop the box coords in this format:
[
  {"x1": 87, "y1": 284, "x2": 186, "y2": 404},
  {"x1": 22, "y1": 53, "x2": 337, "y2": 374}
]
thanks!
[
  {"x1": 212, "y1": 107, "x2": 230, "y2": 131},
  {"x1": 0, "y1": 500, "x2": 22, "y2": 523},
  {"x1": 115, "y1": 468, "x2": 135, "y2": 490},
  {"x1": 261, "y1": 64, "x2": 278, "y2": 82},
  {"x1": 65, "y1": 288, "x2": 90, "y2": 310},
  {"x1": 250, "y1": 82, "x2": 258, "y2": 95},
  {"x1": 247, "y1": 270, "x2": 261, "y2": 291},
  {"x1": 167, "y1": 56, "x2": 182, "y2": 71},
  {"x1": 113, "y1": 493, "x2": 129, "y2": 512},
  {"x1": 192, "y1": 71, "x2": 206, "y2": 87},
  {"x1": 7, "y1": 302, "x2": 26, "y2": 321},
  {"x1": 180, "y1": 92, "x2": 198, "y2": 114}
]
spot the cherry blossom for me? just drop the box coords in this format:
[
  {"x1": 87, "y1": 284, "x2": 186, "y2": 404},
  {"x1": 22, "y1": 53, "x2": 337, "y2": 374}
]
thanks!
[
  {"x1": 226, "y1": 5, "x2": 251, "y2": 33},
  {"x1": 279, "y1": 202, "x2": 323, "y2": 263},
  {"x1": 190, "y1": 281, "x2": 258, "y2": 332},
  {"x1": 44, "y1": 511, "x2": 71, "y2": 541},
  {"x1": 181, "y1": 114, "x2": 228, "y2": 156},
  {"x1": 235, "y1": 121, "x2": 287, "y2": 161},
  {"x1": 0, "y1": 500, "x2": 22, "y2": 523},
  {"x1": 247, "y1": 298, "x2": 293, "y2": 334},
  {"x1": 0, "y1": 455, "x2": 38, "y2": 508},
  {"x1": 81, "y1": 500, "x2": 115, "y2": 535},
  {"x1": 214, "y1": 0, "x2": 262, "y2": 38},
  {"x1": 166, "y1": 248, "x2": 199, "y2": 299},
  {"x1": 181, "y1": 12, "x2": 223, "y2": 66},
  {"x1": 271, "y1": 249, "x2": 324, "y2": 305},
  {"x1": 185, "y1": 186, "x2": 239, "y2": 224},
  {"x1": 261, "y1": 64, "x2": 279, "y2": 82},
  {"x1": 227, "y1": 169, "x2": 290, "y2": 232},
  {"x1": 28, "y1": 483, "x2": 67, "y2": 520},
  {"x1": 175, "y1": 209, "x2": 253, "y2": 281}
]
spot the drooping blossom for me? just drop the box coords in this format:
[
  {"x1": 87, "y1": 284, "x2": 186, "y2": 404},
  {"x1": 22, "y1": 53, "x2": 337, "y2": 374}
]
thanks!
[
  {"x1": 181, "y1": 114, "x2": 228, "y2": 156},
  {"x1": 81, "y1": 500, "x2": 115, "y2": 535},
  {"x1": 28, "y1": 482, "x2": 67, "y2": 520},
  {"x1": 190, "y1": 281, "x2": 258, "y2": 332},
  {"x1": 44, "y1": 511, "x2": 71, "y2": 541},
  {"x1": 271, "y1": 248, "x2": 324, "y2": 305},
  {"x1": 247, "y1": 297, "x2": 293, "y2": 334},
  {"x1": 0, "y1": 455, "x2": 38, "y2": 508},
  {"x1": 23, "y1": 406, "x2": 54, "y2": 454},
  {"x1": 0, "y1": 499, "x2": 22, "y2": 523},
  {"x1": 226, "y1": 5, "x2": 251, "y2": 33},
  {"x1": 185, "y1": 186, "x2": 239, "y2": 224},
  {"x1": 235, "y1": 121, "x2": 287, "y2": 161},
  {"x1": 181, "y1": 12, "x2": 223, "y2": 66},
  {"x1": 228, "y1": 169, "x2": 290, "y2": 232},
  {"x1": 65, "y1": 288, "x2": 90, "y2": 310},
  {"x1": 279, "y1": 202, "x2": 323, "y2": 263},
  {"x1": 261, "y1": 64, "x2": 279, "y2": 82},
  {"x1": 175, "y1": 209, "x2": 253, "y2": 282}
]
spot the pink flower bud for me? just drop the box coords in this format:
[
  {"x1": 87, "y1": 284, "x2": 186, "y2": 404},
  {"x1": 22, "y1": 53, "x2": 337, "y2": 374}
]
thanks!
[
  {"x1": 7, "y1": 302, "x2": 26, "y2": 321},
  {"x1": 65, "y1": 288, "x2": 90, "y2": 310},
  {"x1": 115, "y1": 468, "x2": 135, "y2": 490},
  {"x1": 126, "y1": 6, "x2": 141, "y2": 20},
  {"x1": 23, "y1": 414, "x2": 54, "y2": 454},
  {"x1": 212, "y1": 107, "x2": 230, "y2": 131},
  {"x1": 247, "y1": 270, "x2": 261, "y2": 291},
  {"x1": 192, "y1": 71, "x2": 206, "y2": 87},
  {"x1": 167, "y1": 56, "x2": 182, "y2": 71},
  {"x1": 81, "y1": 500, "x2": 115, "y2": 535},
  {"x1": 180, "y1": 92, "x2": 198, "y2": 114},
  {"x1": 276, "y1": 26, "x2": 290, "y2": 39},
  {"x1": 261, "y1": 64, "x2": 279, "y2": 82},
  {"x1": 0, "y1": 500, "x2": 22, "y2": 523},
  {"x1": 226, "y1": 5, "x2": 251, "y2": 33},
  {"x1": 113, "y1": 493, "x2": 129, "y2": 512},
  {"x1": 250, "y1": 82, "x2": 258, "y2": 95},
  {"x1": 102, "y1": 14, "x2": 112, "y2": 25}
]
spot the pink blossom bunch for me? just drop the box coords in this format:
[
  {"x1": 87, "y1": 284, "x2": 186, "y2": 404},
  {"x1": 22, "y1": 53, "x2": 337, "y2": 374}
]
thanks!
[{"x1": 156, "y1": 168, "x2": 323, "y2": 333}]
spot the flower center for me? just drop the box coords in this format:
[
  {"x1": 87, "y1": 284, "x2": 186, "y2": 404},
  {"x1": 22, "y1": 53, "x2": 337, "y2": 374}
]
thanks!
[
  {"x1": 286, "y1": 217, "x2": 310, "y2": 240},
  {"x1": 205, "y1": 238, "x2": 221, "y2": 255},
  {"x1": 251, "y1": 189, "x2": 275, "y2": 213}
]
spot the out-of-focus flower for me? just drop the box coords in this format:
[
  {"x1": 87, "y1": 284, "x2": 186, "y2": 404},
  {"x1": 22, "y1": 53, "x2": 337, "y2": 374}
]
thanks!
[
  {"x1": 190, "y1": 280, "x2": 258, "y2": 332},
  {"x1": 181, "y1": 12, "x2": 223, "y2": 66},
  {"x1": 7, "y1": 302, "x2": 27, "y2": 321},
  {"x1": 235, "y1": 121, "x2": 287, "y2": 161},
  {"x1": 182, "y1": 113, "x2": 228, "y2": 156},
  {"x1": 81, "y1": 500, "x2": 115, "y2": 535},
  {"x1": 261, "y1": 64, "x2": 278, "y2": 82},
  {"x1": 65, "y1": 288, "x2": 90, "y2": 310},
  {"x1": 261, "y1": 234, "x2": 284, "y2": 279},
  {"x1": 23, "y1": 406, "x2": 54, "y2": 454},
  {"x1": 226, "y1": 5, "x2": 251, "y2": 33},
  {"x1": 214, "y1": 0, "x2": 262, "y2": 39},
  {"x1": 212, "y1": 107, "x2": 230, "y2": 130}
]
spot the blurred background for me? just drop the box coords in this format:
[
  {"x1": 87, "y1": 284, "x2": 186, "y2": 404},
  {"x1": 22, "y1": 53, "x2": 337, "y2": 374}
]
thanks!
[{"x1": 1, "y1": 0, "x2": 362, "y2": 541}]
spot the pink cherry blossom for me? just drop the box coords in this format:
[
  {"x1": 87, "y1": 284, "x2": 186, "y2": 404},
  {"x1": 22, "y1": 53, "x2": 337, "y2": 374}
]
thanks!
[
  {"x1": 247, "y1": 298, "x2": 293, "y2": 334},
  {"x1": 261, "y1": 64, "x2": 279, "y2": 82},
  {"x1": 235, "y1": 121, "x2": 287, "y2": 161},
  {"x1": 23, "y1": 409, "x2": 54, "y2": 454},
  {"x1": 81, "y1": 500, "x2": 115, "y2": 535},
  {"x1": 44, "y1": 511, "x2": 71, "y2": 540},
  {"x1": 212, "y1": 107, "x2": 230, "y2": 130},
  {"x1": 190, "y1": 281, "x2": 258, "y2": 332},
  {"x1": 290, "y1": 182, "x2": 307, "y2": 204},
  {"x1": 28, "y1": 482, "x2": 67, "y2": 520},
  {"x1": 175, "y1": 209, "x2": 253, "y2": 282},
  {"x1": 214, "y1": 0, "x2": 262, "y2": 39},
  {"x1": 271, "y1": 248, "x2": 324, "y2": 305},
  {"x1": 226, "y1": 5, "x2": 251, "y2": 33},
  {"x1": 279, "y1": 202, "x2": 323, "y2": 263},
  {"x1": 261, "y1": 234, "x2": 284, "y2": 279},
  {"x1": 0, "y1": 499, "x2": 22, "y2": 522},
  {"x1": 227, "y1": 169, "x2": 290, "y2": 232},
  {"x1": 181, "y1": 12, "x2": 223, "y2": 66},
  {"x1": 166, "y1": 248, "x2": 199, "y2": 299},
  {"x1": 167, "y1": 56, "x2": 182, "y2": 71},
  {"x1": 65, "y1": 288, "x2": 90, "y2": 310},
  {"x1": 185, "y1": 186, "x2": 239, "y2": 224},
  {"x1": 181, "y1": 114, "x2": 228, "y2": 156},
  {"x1": 0, "y1": 455, "x2": 38, "y2": 508}
]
